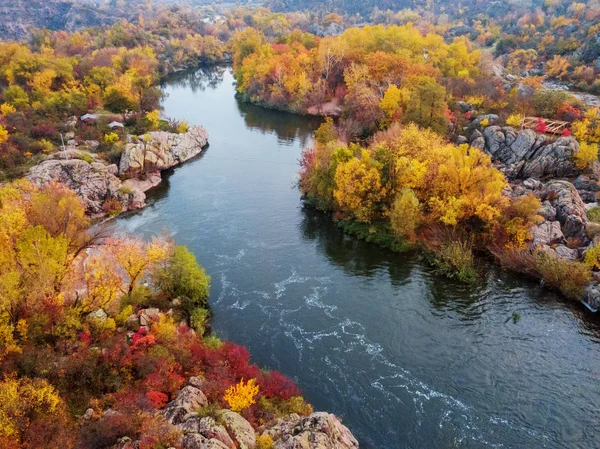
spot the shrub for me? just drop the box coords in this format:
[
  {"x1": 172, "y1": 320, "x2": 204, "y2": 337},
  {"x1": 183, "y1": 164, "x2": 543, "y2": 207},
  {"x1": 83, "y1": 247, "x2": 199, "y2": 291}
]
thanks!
[
  {"x1": 574, "y1": 142, "x2": 599, "y2": 170},
  {"x1": 103, "y1": 197, "x2": 123, "y2": 217},
  {"x1": 223, "y1": 379, "x2": 259, "y2": 412},
  {"x1": 506, "y1": 113, "x2": 523, "y2": 128},
  {"x1": 429, "y1": 240, "x2": 478, "y2": 283},
  {"x1": 256, "y1": 434, "x2": 274, "y2": 449},
  {"x1": 104, "y1": 132, "x2": 120, "y2": 144},
  {"x1": 584, "y1": 243, "x2": 600, "y2": 270},
  {"x1": 534, "y1": 251, "x2": 590, "y2": 299},
  {"x1": 190, "y1": 307, "x2": 210, "y2": 335},
  {"x1": 258, "y1": 396, "x2": 313, "y2": 419},
  {"x1": 258, "y1": 371, "x2": 301, "y2": 400}
]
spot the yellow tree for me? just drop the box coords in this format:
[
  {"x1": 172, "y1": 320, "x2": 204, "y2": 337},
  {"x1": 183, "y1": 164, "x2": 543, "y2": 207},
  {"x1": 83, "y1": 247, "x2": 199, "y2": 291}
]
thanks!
[
  {"x1": 334, "y1": 150, "x2": 386, "y2": 223},
  {"x1": 112, "y1": 237, "x2": 172, "y2": 295}
]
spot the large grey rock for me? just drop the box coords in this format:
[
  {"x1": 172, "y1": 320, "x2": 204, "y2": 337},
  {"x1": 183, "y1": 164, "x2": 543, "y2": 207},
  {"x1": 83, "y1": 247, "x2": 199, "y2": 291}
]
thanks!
[
  {"x1": 478, "y1": 126, "x2": 581, "y2": 179},
  {"x1": 539, "y1": 201, "x2": 557, "y2": 221},
  {"x1": 542, "y1": 180, "x2": 588, "y2": 240},
  {"x1": 530, "y1": 221, "x2": 564, "y2": 247},
  {"x1": 183, "y1": 434, "x2": 229, "y2": 449},
  {"x1": 27, "y1": 152, "x2": 144, "y2": 215},
  {"x1": 272, "y1": 412, "x2": 359, "y2": 449},
  {"x1": 218, "y1": 410, "x2": 255, "y2": 449},
  {"x1": 120, "y1": 126, "x2": 208, "y2": 176},
  {"x1": 554, "y1": 245, "x2": 579, "y2": 261},
  {"x1": 163, "y1": 386, "x2": 208, "y2": 425},
  {"x1": 573, "y1": 175, "x2": 600, "y2": 192}
]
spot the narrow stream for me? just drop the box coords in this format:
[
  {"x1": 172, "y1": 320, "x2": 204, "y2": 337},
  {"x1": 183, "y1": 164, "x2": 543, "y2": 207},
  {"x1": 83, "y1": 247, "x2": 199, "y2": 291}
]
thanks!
[{"x1": 114, "y1": 66, "x2": 600, "y2": 449}]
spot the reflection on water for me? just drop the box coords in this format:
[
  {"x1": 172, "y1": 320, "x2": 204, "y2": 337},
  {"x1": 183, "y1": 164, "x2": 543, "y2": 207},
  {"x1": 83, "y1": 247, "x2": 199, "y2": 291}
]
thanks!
[
  {"x1": 236, "y1": 101, "x2": 321, "y2": 147},
  {"x1": 115, "y1": 65, "x2": 600, "y2": 449}
]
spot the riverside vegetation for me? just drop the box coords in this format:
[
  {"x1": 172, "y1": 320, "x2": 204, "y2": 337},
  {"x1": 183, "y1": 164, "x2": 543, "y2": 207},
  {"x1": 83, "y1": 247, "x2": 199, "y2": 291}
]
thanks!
[{"x1": 0, "y1": 179, "x2": 359, "y2": 449}]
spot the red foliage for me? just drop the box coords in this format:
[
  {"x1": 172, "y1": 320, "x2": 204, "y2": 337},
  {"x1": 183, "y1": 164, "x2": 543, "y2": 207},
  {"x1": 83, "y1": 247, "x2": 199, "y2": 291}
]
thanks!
[
  {"x1": 556, "y1": 103, "x2": 582, "y2": 122},
  {"x1": 144, "y1": 362, "x2": 186, "y2": 398},
  {"x1": 464, "y1": 111, "x2": 473, "y2": 119},
  {"x1": 258, "y1": 371, "x2": 301, "y2": 400},
  {"x1": 534, "y1": 118, "x2": 548, "y2": 134},
  {"x1": 29, "y1": 123, "x2": 58, "y2": 139},
  {"x1": 562, "y1": 128, "x2": 572, "y2": 137},
  {"x1": 80, "y1": 332, "x2": 92, "y2": 346},
  {"x1": 272, "y1": 43, "x2": 291, "y2": 54},
  {"x1": 145, "y1": 391, "x2": 169, "y2": 409}
]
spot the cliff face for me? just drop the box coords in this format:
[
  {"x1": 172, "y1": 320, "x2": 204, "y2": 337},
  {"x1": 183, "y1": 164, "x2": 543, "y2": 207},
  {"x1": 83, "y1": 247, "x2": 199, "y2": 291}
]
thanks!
[{"x1": 0, "y1": 0, "x2": 122, "y2": 41}]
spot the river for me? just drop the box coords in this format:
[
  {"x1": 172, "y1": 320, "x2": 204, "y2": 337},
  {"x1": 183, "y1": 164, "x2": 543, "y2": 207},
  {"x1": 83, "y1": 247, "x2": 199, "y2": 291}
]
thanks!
[{"x1": 113, "y1": 66, "x2": 600, "y2": 449}]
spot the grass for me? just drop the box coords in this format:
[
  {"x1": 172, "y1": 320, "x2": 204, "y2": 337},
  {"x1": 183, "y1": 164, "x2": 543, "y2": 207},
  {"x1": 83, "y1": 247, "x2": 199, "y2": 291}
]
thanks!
[
  {"x1": 587, "y1": 207, "x2": 600, "y2": 223},
  {"x1": 492, "y1": 247, "x2": 590, "y2": 300}
]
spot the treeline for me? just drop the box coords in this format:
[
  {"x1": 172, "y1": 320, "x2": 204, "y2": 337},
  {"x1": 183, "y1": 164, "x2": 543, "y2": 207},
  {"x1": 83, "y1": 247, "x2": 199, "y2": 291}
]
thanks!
[{"x1": 264, "y1": 0, "x2": 600, "y2": 93}]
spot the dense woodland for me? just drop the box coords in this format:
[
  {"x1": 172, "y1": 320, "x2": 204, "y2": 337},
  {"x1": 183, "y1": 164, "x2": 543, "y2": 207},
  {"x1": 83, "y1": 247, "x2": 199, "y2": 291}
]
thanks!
[{"x1": 2, "y1": 1, "x2": 600, "y2": 447}]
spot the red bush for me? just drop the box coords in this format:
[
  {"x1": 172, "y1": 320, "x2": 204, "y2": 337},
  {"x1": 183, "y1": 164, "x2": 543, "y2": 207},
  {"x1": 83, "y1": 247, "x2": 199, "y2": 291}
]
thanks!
[
  {"x1": 258, "y1": 371, "x2": 301, "y2": 400},
  {"x1": 534, "y1": 118, "x2": 548, "y2": 134},
  {"x1": 145, "y1": 391, "x2": 169, "y2": 409}
]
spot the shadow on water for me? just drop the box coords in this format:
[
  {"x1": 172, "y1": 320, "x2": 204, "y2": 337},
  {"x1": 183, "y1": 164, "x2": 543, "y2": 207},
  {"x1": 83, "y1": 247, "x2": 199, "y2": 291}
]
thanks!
[
  {"x1": 299, "y1": 204, "x2": 416, "y2": 285},
  {"x1": 236, "y1": 100, "x2": 322, "y2": 147}
]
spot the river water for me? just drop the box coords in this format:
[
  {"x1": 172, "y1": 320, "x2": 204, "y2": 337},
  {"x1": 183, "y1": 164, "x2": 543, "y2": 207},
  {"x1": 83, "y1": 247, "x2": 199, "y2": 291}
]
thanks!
[{"x1": 114, "y1": 66, "x2": 600, "y2": 449}]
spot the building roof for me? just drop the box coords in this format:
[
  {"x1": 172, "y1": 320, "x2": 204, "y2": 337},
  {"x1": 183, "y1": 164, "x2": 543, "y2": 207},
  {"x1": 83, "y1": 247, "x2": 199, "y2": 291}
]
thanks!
[
  {"x1": 108, "y1": 121, "x2": 125, "y2": 128},
  {"x1": 80, "y1": 113, "x2": 99, "y2": 121}
]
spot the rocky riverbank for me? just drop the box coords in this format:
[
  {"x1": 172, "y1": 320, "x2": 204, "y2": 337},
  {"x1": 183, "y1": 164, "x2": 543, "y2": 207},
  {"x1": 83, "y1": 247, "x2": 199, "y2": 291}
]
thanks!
[
  {"x1": 85, "y1": 307, "x2": 360, "y2": 449},
  {"x1": 27, "y1": 126, "x2": 209, "y2": 218},
  {"x1": 458, "y1": 117, "x2": 600, "y2": 310}
]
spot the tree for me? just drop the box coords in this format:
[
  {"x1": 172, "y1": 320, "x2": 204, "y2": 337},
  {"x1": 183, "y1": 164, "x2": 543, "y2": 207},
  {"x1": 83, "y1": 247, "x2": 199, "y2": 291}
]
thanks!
[
  {"x1": 404, "y1": 76, "x2": 448, "y2": 134},
  {"x1": 0, "y1": 376, "x2": 70, "y2": 448},
  {"x1": 390, "y1": 189, "x2": 421, "y2": 239},
  {"x1": 153, "y1": 246, "x2": 210, "y2": 314},
  {"x1": 112, "y1": 237, "x2": 171, "y2": 296},
  {"x1": 379, "y1": 84, "x2": 405, "y2": 129},
  {"x1": 334, "y1": 150, "x2": 386, "y2": 223}
]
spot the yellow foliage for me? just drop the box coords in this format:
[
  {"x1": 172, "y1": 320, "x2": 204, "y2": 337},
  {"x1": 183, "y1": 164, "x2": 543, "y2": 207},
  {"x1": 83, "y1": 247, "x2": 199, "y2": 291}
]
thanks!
[
  {"x1": 506, "y1": 113, "x2": 524, "y2": 128},
  {"x1": 224, "y1": 379, "x2": 260, "y2": 413},
  {"x1": 104, "y1": 132, "x2": 120, "y2": 144},
  {"x1": 0, "y1": 125, "x2": 8, "y2": 145},
  {"x1": 146, "y1": 110, "x2": 161, "y2": 129},
  {"x1": 480, "y1": 118, "x2": 489, "y2": 127},
  {"x1": 584, "y1": 243, "x2": 600, "y2": 270},
  {"x1": 334, "y1": 150, "x2": 387, "y2": 223},
  {"x1": 389, "y1": 189, "x2": 421, "y2": 239},
  {"x1": 574, "y1": 142, "x2": 599, "y2": 170},
  {"x1": 177, "y1": 120, "x2": 190, "y2": 134},
  {"x1": 256, "y1": 434, "x2": 274, "y2": 449},
  {"x1": 0, "y1": 103, "x2": 15, "y2": 116},
  {"x1": 0, "y1": 376, "x2": 62, "y2": 440}
]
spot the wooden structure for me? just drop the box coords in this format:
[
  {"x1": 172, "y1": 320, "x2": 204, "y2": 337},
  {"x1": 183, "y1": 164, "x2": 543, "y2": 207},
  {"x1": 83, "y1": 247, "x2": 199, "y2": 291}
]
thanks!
[{"x1": 522, "y1": 116, "x2": 570, "y2": 135}]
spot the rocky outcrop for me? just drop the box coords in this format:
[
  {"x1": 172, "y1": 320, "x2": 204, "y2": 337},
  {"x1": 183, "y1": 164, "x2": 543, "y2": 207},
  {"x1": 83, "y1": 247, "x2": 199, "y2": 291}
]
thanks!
[
  {"x1": 163, "y1": 385, "x2": 209, "y2": 425},
  {"x1": 132, "y1": 377, "x2": 361, "y2": 449},
  {"x1": 266, "y1": 412, "x2": 359, "y2": 449},
  {"x1": 27, "y1": 150, "x2": 145, "y2": 215},
  {"x1": 27, "y1": 127, "x2": 209, "y2": 217},
  {"x1": 530, "y1": 221, "x2": 564, "y2": 247},
  {"x1": 541, "y1": 180, "x2": 588, "y2": 240},
  {"x1": 473, "y1": 126, "x2": 581, "y2": 179},
  {"x1": 119, "y1": 126, "x2": 209, "y2": 177}
]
